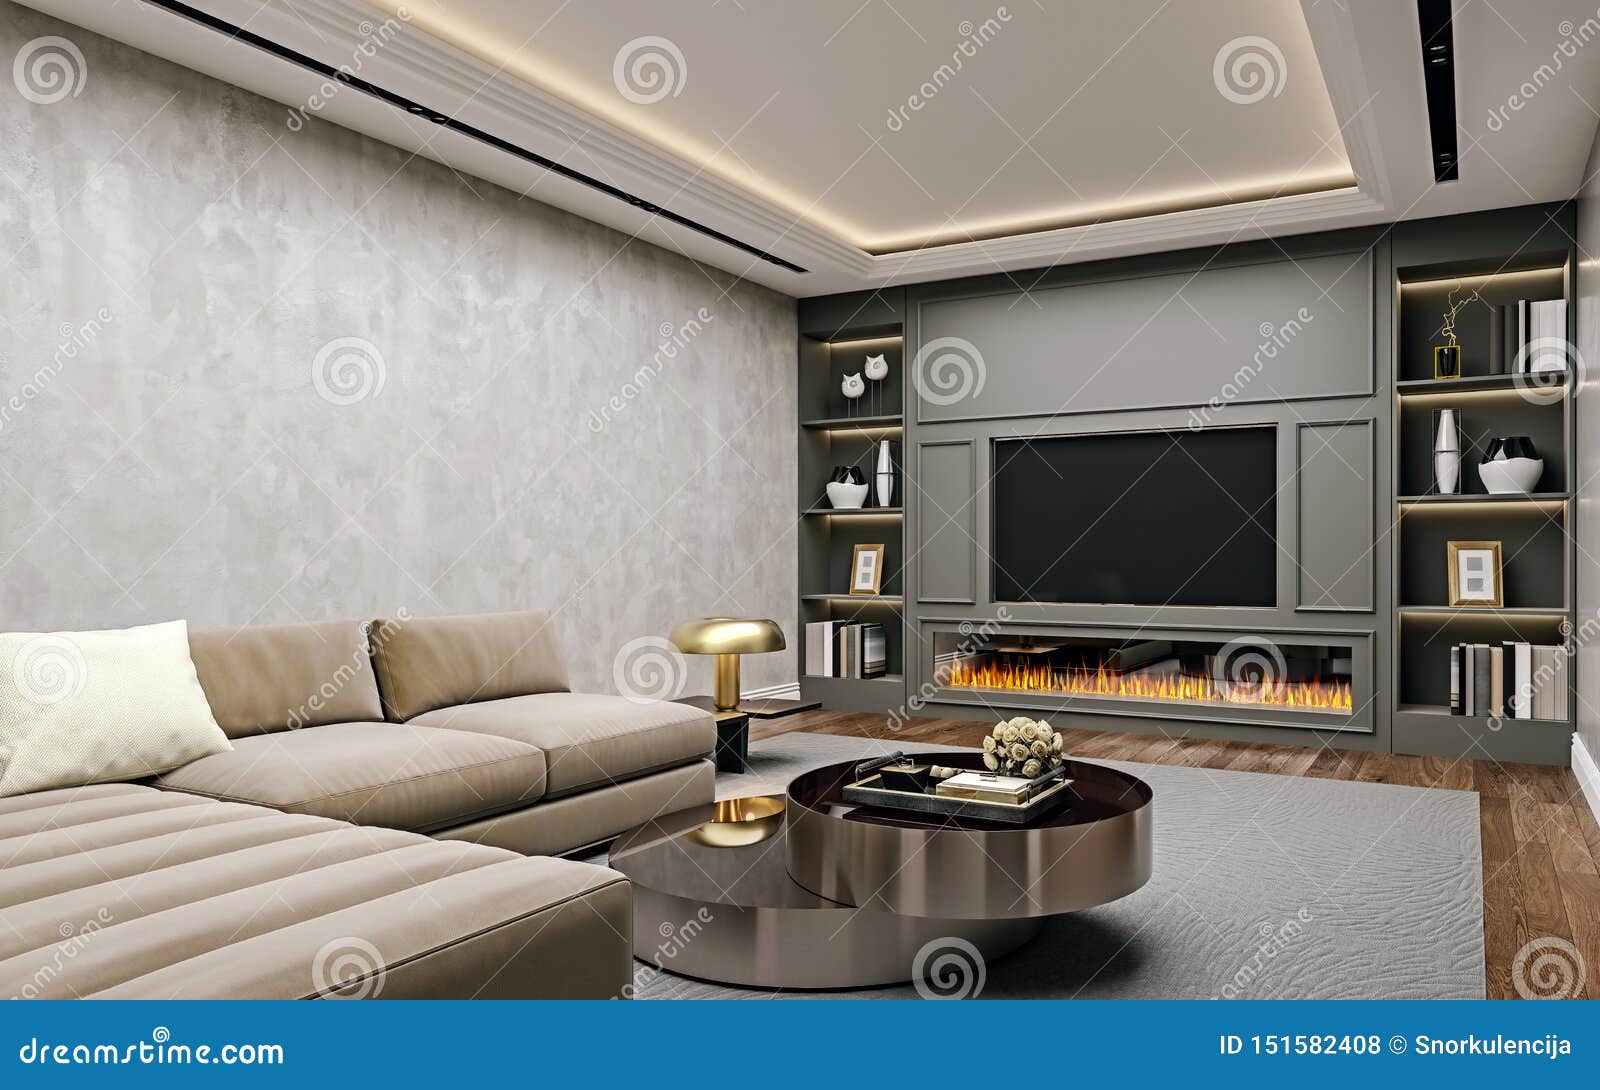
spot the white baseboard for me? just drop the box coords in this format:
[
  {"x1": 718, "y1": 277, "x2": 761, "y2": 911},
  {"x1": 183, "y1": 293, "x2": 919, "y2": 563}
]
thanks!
[
  {"x1": 1574, "y1": 734, "x2": 1600, "y2": 828},
  {"x1": 742, "y1": 681, "x2": 802, "y2": 702}
]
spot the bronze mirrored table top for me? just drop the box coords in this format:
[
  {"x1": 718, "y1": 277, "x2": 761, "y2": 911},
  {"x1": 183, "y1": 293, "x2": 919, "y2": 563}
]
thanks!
[{"x1": 786, "y1": 751, "x2": 1152, "y2": 832}]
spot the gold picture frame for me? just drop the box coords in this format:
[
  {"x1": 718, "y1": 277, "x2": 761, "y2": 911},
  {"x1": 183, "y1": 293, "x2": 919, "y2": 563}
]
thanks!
[
  {"x1": 1447, "y1": 540, "x2": 1503, "y2": 608},
  {"x1": 849, "y1": 544, "x2": 885, "y2": 596}
]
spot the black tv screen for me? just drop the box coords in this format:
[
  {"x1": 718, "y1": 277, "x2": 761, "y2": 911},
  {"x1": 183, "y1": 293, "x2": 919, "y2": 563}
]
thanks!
[{"x1": 991, "y1": 427, "x2": 1277, "y2": 607}]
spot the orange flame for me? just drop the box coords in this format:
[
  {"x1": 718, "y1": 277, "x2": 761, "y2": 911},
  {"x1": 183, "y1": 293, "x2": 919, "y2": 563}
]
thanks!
[{"x1": 945, "y1": 658, "x2": 1351, "y2": 712}]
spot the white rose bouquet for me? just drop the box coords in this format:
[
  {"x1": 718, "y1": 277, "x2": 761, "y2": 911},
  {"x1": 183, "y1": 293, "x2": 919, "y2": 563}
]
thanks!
[{"x1": 981, "y1": 716, "x2": 1065, "y2": 777}]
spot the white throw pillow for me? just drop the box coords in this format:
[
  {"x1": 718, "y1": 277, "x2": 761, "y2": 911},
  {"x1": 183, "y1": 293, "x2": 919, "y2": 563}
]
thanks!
[{"x1": 0, "y1": 619, "x2": 232, "y2": 799}]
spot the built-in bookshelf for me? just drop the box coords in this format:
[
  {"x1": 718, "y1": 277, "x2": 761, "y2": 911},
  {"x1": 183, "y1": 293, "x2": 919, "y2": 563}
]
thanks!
[
  {"x1": 1390, "y1": 242, "x2": 1576, "y2": 764},
  {"x1": 796, "y1": 291, "x2": 909, "y2": 713}
]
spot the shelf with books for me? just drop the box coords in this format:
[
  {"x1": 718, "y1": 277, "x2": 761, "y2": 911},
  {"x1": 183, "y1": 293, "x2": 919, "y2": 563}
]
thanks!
[
  {"x1": 1390, "y1": 239, "x2": 1575, "y2": 765},
  {"x1": 798, "y1": 291, "x2": 909, "y2": 716}
]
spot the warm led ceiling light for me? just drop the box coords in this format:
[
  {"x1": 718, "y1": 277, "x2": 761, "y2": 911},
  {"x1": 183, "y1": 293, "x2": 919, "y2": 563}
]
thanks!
[
  {"x1": 364, "y1": 0, "x2": 1357, "y2": 256},
  {"x1": 859, "y1": 170, "x2": 1358, "y2": 253}
]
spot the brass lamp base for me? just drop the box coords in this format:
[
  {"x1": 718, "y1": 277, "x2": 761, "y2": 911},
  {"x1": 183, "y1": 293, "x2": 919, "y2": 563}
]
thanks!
[{"x1": 713, "y1": 653, "x2": 741, "y2": 711}]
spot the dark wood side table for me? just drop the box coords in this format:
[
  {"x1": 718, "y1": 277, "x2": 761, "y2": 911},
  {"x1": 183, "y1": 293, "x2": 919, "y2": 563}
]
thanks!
[{"x1": 676, "y1": 695, "x2": 821, "y2": 773}]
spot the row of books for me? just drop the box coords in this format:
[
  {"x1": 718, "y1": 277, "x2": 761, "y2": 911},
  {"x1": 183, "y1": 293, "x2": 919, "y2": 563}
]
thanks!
[
  {"x1": 1488, "y1": 299, "x2": 1567, "y2": 374},
  {"x1": 804, "y1": 621, "x2": 887, "y2": 679},
  {"x1": 1448, "y1": 642, "x2": 1568, "y2": 720}
]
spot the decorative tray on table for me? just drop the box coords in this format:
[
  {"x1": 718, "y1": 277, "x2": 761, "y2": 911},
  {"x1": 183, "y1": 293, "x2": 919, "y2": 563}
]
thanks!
[{"x1": 840, "y1": 753, "x2": 1076, "y2": 825}]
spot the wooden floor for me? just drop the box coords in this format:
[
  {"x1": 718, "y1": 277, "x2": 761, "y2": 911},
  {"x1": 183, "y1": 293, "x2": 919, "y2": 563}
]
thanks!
[{"x1": 755, "y1": 709, "x2": 1600, "y2": 1000}]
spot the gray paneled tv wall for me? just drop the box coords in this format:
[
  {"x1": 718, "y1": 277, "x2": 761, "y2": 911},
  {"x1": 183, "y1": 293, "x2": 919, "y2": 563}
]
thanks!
[{"x1": 800, "y1": 204, "x2": 1578, "y2": 763}]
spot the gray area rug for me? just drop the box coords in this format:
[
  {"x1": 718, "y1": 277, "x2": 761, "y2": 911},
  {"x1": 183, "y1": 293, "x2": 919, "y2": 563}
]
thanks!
[{"x1": 632, "y1": 732, "x2": 1484, "y2": 1000}]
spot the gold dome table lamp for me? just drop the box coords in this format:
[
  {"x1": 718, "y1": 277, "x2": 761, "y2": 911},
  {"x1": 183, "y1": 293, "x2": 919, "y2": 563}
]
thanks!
[{"x1": 669, "y1": 617, "x2": 786, "y2": 711}]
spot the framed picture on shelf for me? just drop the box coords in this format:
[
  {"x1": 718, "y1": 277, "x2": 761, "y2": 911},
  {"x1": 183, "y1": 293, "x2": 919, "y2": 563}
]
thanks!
[
  {"x1": 1447, "y1": 540, "x2": 1503, "y2": 608},
  {"x1": 849, "y1": 544, "x2": 885, "y2": 596}
]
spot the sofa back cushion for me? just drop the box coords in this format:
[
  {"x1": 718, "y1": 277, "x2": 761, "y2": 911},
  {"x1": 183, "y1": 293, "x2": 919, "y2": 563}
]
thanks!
[
  {"x1": 188, "y1": 620, "x2": 383, "y2": 737},
  {"x1": 368, "y1": 610, "x2": 569, "y2": 722}
]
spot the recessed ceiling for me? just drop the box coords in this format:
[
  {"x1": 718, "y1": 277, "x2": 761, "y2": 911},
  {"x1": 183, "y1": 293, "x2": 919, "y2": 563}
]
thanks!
[
  {"x1": 18, "y1": 0, "x2": 1600, "y2": 295},
  {"x1": 362, "y1": 0, "x2": 1354, "y2": 255}
]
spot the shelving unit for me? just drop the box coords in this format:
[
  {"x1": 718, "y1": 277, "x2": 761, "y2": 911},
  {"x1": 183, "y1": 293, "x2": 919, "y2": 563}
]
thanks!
[
  {"x1": 800, "y1": 507, "x2": 903, "y2": 517},
  {"x1": 796, "y1": 291, "x2": 909, "y2": 713},
  {"x1": 1389, "y1": 242, "x2": 1576, "y2": 763}
]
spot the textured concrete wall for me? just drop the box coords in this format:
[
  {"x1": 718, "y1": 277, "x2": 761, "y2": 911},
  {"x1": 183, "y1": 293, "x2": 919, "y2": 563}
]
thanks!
[
  {"x1": 1576, "y1": 127, "x2": 1600, "y2": 765},
  {"x1": 0, "y1": 2, "x2": 798, "y2": 696}
]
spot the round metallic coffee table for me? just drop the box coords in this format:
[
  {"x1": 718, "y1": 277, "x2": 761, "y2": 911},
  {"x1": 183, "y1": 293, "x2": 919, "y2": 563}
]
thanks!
[
  {"x1": 608, "y1": 753, "x2": 1152, "y2": 990},
  {"x1": 787, "y1": 754, "x2": 1153, "y2": 919}
]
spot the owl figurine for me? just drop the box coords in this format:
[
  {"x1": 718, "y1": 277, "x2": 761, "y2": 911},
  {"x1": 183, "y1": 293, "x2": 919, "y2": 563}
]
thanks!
[
  {"x1": 841, "y1": 372, "x2": 865, "y2": 399},
  {"x1": 864, "y1": 353, "x2": 889, "y2": 381}
]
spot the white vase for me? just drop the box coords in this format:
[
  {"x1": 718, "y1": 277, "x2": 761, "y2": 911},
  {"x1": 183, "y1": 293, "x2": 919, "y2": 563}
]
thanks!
[
  {"x1": 1478, "y1": 457, "x2": 1543, "y2": 494},
  {"x1": 1433, "y1": 410, "x2": 1461, "y2": 495},
  {"x1": 1434, "y1": 451, "x2": 1460, "y2": 495},
  {"x1": 825, "y1": 481, "x2": 868, "y2": 509},
  {"x1": 874, "y1": 440, "x2": 894, "y2": 507}
]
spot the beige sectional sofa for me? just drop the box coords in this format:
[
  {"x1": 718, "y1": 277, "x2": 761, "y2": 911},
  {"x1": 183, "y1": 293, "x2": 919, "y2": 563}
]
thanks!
[{"x1": 0, "y1": 610, "x2": 716, "y2": 999}]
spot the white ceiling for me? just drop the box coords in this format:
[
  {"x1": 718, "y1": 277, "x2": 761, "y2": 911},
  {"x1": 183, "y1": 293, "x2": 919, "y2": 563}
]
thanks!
[
  {"x1": 17, "y1": 0, "x2": 1600, "y2": 296},
  {"x1": 360, "y1": 0, "x2": 1355, "y2": 254}
]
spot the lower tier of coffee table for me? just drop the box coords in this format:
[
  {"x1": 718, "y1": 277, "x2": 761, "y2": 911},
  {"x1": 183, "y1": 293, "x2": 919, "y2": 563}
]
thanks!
[{"x1": 608, "y1": 797, "x2": 1041, "y2": 990}]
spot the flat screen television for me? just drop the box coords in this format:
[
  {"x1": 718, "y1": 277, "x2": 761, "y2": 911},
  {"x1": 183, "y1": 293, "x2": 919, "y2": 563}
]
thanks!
[{"x1": 991, "y1": 426, "x2": 1276, "y2": 607}]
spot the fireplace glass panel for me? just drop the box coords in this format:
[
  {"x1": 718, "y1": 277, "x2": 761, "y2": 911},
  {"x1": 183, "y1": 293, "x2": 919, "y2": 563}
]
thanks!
[{"x1": 933, "y1": 633, "x2": 1353, "y2": 714}]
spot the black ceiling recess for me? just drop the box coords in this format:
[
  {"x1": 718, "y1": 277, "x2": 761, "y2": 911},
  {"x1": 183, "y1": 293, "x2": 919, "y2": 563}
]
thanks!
[
  {"x1": 137, "y1": 0, "x2": 808, "y2": 273},
  {"x1": 1416, "y1": 0, "x2": 1460, "y2": 183}
]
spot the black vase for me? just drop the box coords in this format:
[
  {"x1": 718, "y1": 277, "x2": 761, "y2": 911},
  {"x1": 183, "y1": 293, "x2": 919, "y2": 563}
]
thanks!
[
  {"x1": 1482, "y1": 436, "x2": 1537, "y2": 462},
  {"x1": 830, "y1": 466, "x2": 866, "y2": 485}
]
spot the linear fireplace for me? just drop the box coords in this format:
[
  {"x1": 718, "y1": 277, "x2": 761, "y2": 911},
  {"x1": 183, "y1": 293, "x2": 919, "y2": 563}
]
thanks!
[{"x1": 931, "y1": 630, "x2": 1359, "y2": 724}]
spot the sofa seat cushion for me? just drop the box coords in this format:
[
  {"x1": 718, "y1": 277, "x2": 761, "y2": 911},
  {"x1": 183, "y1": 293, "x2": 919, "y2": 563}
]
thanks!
[
  {"x1": 151, "y1": 722, "x2": 546, "y2": 833},
  {"x1": 0, "y1": 783, "x2": 630, "y2": 999},
  {"x1": 411, "y1": 693, "x2": 714, "y2": 798}
]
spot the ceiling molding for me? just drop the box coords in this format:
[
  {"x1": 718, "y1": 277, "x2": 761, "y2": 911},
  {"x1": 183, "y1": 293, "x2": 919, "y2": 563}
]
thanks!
[
  {"x1": 861, "y1": 187, "x2": 1386, "y2": 281},
  {"x1": 204, "y1": 0, "x2": 868, "y2": 274},
  {"x1": 23, "y1": 0, "x2": 1594, "y2": 296},
  {"x1": 1299, "y1": 0, "x2": 1392, "y2": 212}
]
